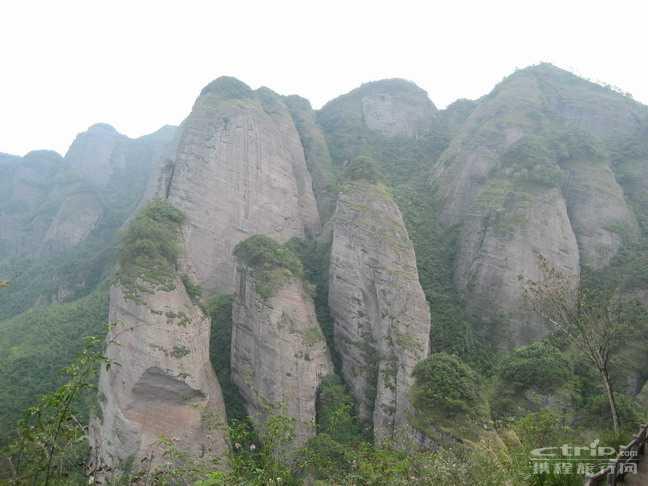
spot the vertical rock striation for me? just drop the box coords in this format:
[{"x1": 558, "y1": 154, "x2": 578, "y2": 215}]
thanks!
[
  {"x1": 90, "y1": 202, "x2": 230, "y2": 479},
  {"x1": 431, "y1": 64, "x2": 644, "y2": 346},
  {"x1": 231, "y1": 240, "x2": 333, "y2": 447},
  {"x1": 561, "y1": 158, "x2": 639, "y2": 269},
  {"x1": 284, "y1": 95, "x2": 338, "y2": 223},
  {"x1": 328, "y1": 175, "x2": 431, "y2": 443},
  {"x1": 90, "y1": 280, "x2": 230, "y2": 476},
  {"x1": 163, "y1": 77, "x2": 320, "y2": 294},
  {"x1": 455, "y1": 187, "x2": 580, "y2": 346},
  {"x1": 92, "y1": 75, "x2": 324, "y2": 477}
]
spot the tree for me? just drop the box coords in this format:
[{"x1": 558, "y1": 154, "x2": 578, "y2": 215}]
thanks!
[
  {"x1": 411, "y1": 353, "x2": 480, "y2": 417},
  {"x1": 3, "y1": 336, "x2": 109, "y2": 485},
  {"x1": 522, "y1": 255, "x2": 641, "y2": 435}
]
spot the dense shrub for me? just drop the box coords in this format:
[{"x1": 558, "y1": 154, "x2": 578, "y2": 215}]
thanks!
[
  {"x1": 116, "y1": 199, "x2": 185, "y2": 300},
  {"x1": 0, "y1": 289, "x2": 108, "y2": 447},
  {"x1": 586, "y1": 393, "x2": 644, "y2": 433},
  {"x1": 234, "y1": 235, "x2": 303, "y2": 299},
  {"x1": 343, "y1": 155, "x2": 385, "y2": 184},
  {"x1": 500, "y1": 135, "x2": 565, "y2": 187},
  {"x1": 207, "y1": 294, "x2": 247, "y2": 422},
  {"x1": 181, "y1": 273, "x2": 203, "y2": 303},
  {"x1": 498, "y1": 342, "x2": 571, "y2": 394},
  {"x1": 316, "y1": 375, "x2": 363, "y2": 443},
  {"x1": 411, "y1": 353, "x2": 481, "y2": 417}
]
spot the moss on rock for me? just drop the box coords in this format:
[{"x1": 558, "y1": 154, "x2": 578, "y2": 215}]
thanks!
[
  {"x1": 116, "y1": 199, "x2": 185, "y2": 301},
  {"x1": 234, "y1": 235, "x2": 304, "y2": 299}
]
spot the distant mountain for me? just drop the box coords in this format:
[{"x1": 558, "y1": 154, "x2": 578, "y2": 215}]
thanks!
[{"x1": 2, "y1": 65, "x2": 648, "y2": 481}]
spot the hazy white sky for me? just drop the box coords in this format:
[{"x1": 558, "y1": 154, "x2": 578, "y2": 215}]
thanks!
[{"x1": 1, "y1": 0, "x2": 647, "y2": 156}]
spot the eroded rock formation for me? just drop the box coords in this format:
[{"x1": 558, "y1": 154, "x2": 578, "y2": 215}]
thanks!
[
  {"x1": 231, "y1": 256, "x2": 333, "y2": 447},
  {"x1": 90, "y1": 280, "x2": 229, "y2": 476},
  {"x1": 432, "y1": 64, "x2": 643, "y2": 346},
  {"x1": 91, "y1": 76, "x2": 325, "y2": 477},
  {"x1": 328, "y1": 178, "x2": 431, "y2": 443},
  {"x1": 162, "y1": 77, "x2": 320, "y2": 294}
]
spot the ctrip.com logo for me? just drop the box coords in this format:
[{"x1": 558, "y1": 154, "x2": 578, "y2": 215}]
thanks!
[{"x1": 530, "y1": 439, "x2": 639, "y2": 476}]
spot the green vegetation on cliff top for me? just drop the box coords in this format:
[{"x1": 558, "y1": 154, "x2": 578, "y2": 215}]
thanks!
[
  {"x1": 116, "y1": 199, "x2": 185, "y2": 300},
  {"x1": 234, "y1": 235, "x2": 304, "y2": 299}
]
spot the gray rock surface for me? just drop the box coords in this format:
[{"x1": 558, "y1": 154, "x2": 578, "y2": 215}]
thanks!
[
  {"x1": 0, "y1": 125, "x2": 176, "y2": 261},
  {"x1": 90, "y1": 280, "x2": 229, "y2": 478},
  {"x1": 231, "y1": 263, "x2": 333, "y2": 448},
  {"x1": 284, "y1": 95, "x2": 338, "y2": 223},
  {"x1": 455, "y1": 187, "x2": 581, "y2": 347},
  {"x1": 65, "y1": 123, "x2": 122, "y2": 187},
  {"x1": 164, "y1": 78, "x2": 320, "y2": 294},
  {"x1": 562, "y1": 159, "x2": 638, "y2": 269},
  {"x1": 43, "y1": 191, "x2": 103, "y2": 252},
  {"x1": 328, "y1": 181, "x2": 431, "y2": 443},
  {"x1": 431, "y1": 64, "x2": 645, "y2": 346},
  {"x1": 91, "y1": 76, "x2": 327, "y2": 477}
]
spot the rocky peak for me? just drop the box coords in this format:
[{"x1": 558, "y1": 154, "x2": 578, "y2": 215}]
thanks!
[
  {"x1": 328, "y1": 159, "x2": 431, "y2": 443},
  {"x1": 357, "y1": 78, "x2": 437, "y2": 106},
  {"x1": 89, "y1": 201, "x2": 230, "y2": 479},
  {"x1": 432, "y1": 63, "x2": 644, "y2": 347},
  {"x1": 22, "y1": 149, "x2": 64, "y2": 165},
  {"x1": 64, "y1": 123, "x2": 125, "y2": 187},
  {"x1": 230, "y1": 235, "x2": 333, "y2": 448},
  {"x1": 163, "y1": 76, "x2": 320, "y2": 294},
  {"x1": 284, "y1": 95, "x2": 337, "y2": 223},
  {"x1": 200, "y1": 75, "x2": 254, "y2": 99},
  {"x1": 318, "y1": 78, "x2": 438, "y2": 141},
  {"x1": 91, "y1": 74, "x2": 325, "y2": 476},
  {"x1": 87, "y1": 122, "x2": 119, "y2": 134}
]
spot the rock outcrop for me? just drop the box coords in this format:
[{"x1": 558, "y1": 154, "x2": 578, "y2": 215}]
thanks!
[
  {"x1": 231, "y1": 241, "x2": 333, "y2": 447},
  {"x1": 431, "y1": 64, "x2": 645, "y2": 346},
  {"x1": 455, "y1": 186, "x2": 580, "y2": 346},
  {"x1": 0, "y1": 125, "x2": 176, "y2": 320},
  {"x1": 65, "y1": 123, "x2": 123, "y2": 187},
  {"x1": 0, "y1": 125, "x2": 176, "y2": 262},
  {"x1": 319, "y1": 79, "x2": 438, "y2": 141},
  {"x1": 0, "y1": 150, "x2": 68, "y2": 258},
  {"x1": 562, "y1": 158, "x2": 638, "y2": 269},
  {"x1": 284, "y1": 95, "x2": 338, "y2": 223},
  {"x1": 91, "y1": 75, "x2": 327, "y2": 477},
  {"x1": 317, "y1": 79, "x2": 441, "y2": 167},
  {"x1": 328, "y1": 175, "x2": 431, "y2": 443},
  {"x1": 90, "y1": 201, "x2": 230, "y2": 479},
  {"x1": 6, "y1": 65, "x2": 648, "y2": 476},
  {"x1": 163, "y1": 77, "x2": 320, "y2": 294},
  {"x1": 90, "y1": 279, "x2": 229, "y2": 477}
]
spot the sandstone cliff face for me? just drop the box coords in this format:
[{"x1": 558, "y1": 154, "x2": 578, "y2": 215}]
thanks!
[
  {"x1": 231, "y1": 263, "x2": 333, "y2": 447},
  {"x1": 91, "y1": 76, "x2": 328, "y2": 476},
  {"x1": 90, "y1": 279, "x2": 229, "y2": 476},
  {"x1": 164, "y1": 78, "x2": 320, "y2": 294},
  {"x1": 431, "y1": 64, "x2": 645, "y2": 346},
  {"x1": 358, "y1": 81, "x2": 437, "y2": 138},
  {"x1": 318, "y1": 79, "x2": 440, "y2": 166},
  {"x1": 432, "y1": 70, "x2": 544, "y2": 226},
  {"x1": 0, "y1": 125, "x2": 176, "y2": 262},
  {"x1": 0, "y1": 125, "x2": 176, "y2": 320},
  {"x1": 284, "y1": 95, "x2": 338, "y2": 223},
  {"x1": 455, "y1": 187, "x2": 580, "y2": 346},
  {"x1": 43, "y1": 191, "x2": 103, "y2": 252},
  {"x1": 0, "y1": 150, "x2": 68, "y2": 258},
  {"x1": 65, "y1": 123, "x2": 123, "y2": 187},
  {"x1": 562, "y1": 159, "x2": 638, "y2": 269},
  {"x1": 328, "y1": 181, "x2": 431, "y2": 443}
]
